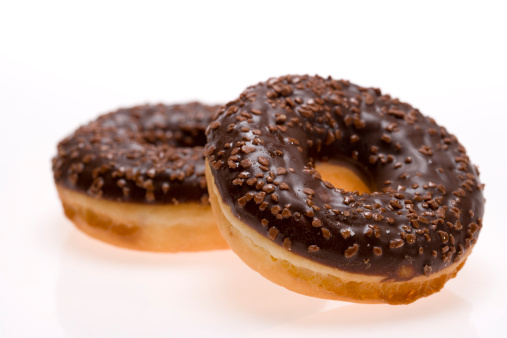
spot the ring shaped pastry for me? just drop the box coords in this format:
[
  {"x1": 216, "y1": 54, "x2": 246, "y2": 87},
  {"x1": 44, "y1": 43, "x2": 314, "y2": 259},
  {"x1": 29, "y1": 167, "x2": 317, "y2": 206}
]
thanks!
[
  {"x1": 53, "y1": 102, "x2": 228, "y2": 252},
  {"x1": 205, "y1": 75, "x2": 484, "y2": 304}
]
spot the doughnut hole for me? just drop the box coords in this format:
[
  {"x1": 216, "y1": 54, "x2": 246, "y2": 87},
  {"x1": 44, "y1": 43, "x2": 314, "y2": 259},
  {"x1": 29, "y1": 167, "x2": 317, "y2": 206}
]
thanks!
[{"x1": 314, "y1": 160, "x2": 373, "y2": 194}]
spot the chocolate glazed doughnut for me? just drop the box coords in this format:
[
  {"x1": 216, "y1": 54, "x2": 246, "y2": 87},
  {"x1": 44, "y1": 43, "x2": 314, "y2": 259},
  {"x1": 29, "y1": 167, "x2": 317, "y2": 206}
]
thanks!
[
  {"x1": 53, "y1": 102, "x2": 228, "y2": 252},
  {"x1": 205, "y1": 75, "x2": 485, "y2": 304}
]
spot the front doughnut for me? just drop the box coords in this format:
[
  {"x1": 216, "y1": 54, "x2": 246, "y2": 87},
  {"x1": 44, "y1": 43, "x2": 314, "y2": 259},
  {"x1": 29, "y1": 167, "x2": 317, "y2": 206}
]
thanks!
[
  {"x1": 53, "y1": 102, "x2": 228, "y2": 252},
  {"x1": 205, "y1": 75, "x2": 484, "y2": 304}
]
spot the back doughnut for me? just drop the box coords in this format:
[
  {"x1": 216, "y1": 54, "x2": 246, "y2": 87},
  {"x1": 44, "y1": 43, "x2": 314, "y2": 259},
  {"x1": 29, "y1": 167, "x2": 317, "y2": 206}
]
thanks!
[
  {"x1": 53, "y1": 102, "x2": 228, "y2": 252},
  {"x1": 205, "y1": 75, "x2": 484, "y2": 304}
]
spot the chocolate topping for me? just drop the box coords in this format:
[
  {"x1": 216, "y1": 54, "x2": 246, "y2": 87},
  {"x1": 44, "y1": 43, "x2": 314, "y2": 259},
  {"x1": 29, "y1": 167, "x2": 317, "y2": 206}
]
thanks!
[
  {"x1": 53, "y1": 102, "x2": 219, "y2": 204},
  {"x1": 205, "y1": 75, "x2": 484, "y2": 280}
]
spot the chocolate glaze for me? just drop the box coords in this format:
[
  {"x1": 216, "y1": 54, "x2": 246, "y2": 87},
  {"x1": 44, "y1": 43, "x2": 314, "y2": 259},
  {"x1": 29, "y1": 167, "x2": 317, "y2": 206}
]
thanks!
[
  {"x1": 205, "y1": 75, "x2": 484, "y2": 280},
  {"x1": 53, "y1": 102, "x2": 219, "y2": 204}
]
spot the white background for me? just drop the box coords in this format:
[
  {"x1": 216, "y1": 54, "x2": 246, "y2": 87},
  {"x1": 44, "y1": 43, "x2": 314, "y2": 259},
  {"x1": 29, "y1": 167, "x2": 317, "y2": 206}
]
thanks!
[{"x1": 1, "y1": 0, "x2": 506, "y2": 337}]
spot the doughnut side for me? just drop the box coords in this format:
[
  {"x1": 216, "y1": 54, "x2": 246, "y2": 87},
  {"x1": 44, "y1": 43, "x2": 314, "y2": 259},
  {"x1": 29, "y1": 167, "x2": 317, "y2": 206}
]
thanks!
[
  {"x1": 206, "y1": 162, "x2": 470, "y2": 304},
  {"x1": 57, "y1": 185, "x2": 228, "y2": 252}
]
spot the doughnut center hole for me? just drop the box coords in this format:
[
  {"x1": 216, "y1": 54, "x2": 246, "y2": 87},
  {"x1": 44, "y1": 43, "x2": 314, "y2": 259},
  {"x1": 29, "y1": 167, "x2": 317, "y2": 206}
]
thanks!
[{"x1": 314, "y1": 160, "x2": 373, "y2": 194}]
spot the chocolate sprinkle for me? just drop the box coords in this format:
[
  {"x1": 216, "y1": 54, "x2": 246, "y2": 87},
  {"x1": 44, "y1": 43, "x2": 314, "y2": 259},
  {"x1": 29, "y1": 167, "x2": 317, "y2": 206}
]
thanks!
[{"x1": 205, "y1": 75, "x2": 484, "y2": 280}]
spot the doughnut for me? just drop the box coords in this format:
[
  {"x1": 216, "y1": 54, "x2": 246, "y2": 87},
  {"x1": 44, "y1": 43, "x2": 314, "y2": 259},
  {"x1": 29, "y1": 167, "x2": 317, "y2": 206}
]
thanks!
[
  {"x1": 53, "y1": 102, "x2": 228, "y2": 252},
  {"x1": 205, "y1": 75, "x2": 484, "y2": 304}
]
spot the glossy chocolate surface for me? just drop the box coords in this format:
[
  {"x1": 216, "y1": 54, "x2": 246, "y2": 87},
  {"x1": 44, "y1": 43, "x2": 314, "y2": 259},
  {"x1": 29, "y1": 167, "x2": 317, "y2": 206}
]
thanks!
[
  {"x1": 53, "y1": 102, "x2": 219, "y2": 204},
  {"x1": 205, "y1": 75, "x2": 484, "y2": 280}
]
